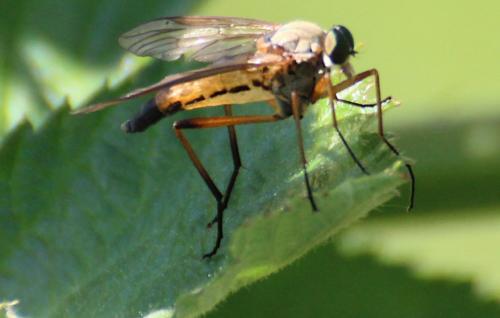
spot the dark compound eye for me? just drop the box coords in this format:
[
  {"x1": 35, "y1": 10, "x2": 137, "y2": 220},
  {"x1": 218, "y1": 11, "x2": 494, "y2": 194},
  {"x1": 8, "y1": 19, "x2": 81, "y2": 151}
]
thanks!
[{"x1": 329, "y1": 25, "x2": 355, "y2": 65}]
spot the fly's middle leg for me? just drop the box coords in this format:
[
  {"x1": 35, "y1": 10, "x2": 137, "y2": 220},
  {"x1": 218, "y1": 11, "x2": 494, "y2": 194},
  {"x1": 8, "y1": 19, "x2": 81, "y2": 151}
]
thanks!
[
  {"x1": 330, "y1": 69, "x2": 416, "y2": 211},
  {"x1": 336, "y1": 96, "x2": 392, "y2": 108},
  {"x1": 291, "y1": 92, "x2": 318, "y2": 212},
  {"x1": 325, "y1": 72, "x2": 369, "y2": 175}
]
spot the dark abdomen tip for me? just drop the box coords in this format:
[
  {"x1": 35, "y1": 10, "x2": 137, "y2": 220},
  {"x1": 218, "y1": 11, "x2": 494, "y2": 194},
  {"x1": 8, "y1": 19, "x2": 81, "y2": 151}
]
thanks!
[{"x1": 121, "y1": 98, "x2": 165, "y2": 133}]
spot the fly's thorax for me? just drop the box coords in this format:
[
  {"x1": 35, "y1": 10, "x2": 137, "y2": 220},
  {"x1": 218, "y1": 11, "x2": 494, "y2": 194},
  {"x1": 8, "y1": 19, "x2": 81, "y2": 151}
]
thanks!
[{"x1": 268, "y1": 21, "x2": 324, "y2": 55}]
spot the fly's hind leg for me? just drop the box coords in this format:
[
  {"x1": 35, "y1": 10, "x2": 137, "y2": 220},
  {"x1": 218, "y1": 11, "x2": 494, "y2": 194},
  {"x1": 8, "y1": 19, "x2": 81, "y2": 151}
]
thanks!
[
  {"x1": 206, "y1": 105, "x2": 242, "y2": 228},
  {"x1": 173, "y1": 111, "x2": 282, "y2": 259}
]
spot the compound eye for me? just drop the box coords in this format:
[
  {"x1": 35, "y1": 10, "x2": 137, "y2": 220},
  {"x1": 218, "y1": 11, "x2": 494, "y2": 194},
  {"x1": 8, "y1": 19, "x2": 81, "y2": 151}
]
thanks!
[
  {"x1": 327, "y1": 25, "x2": 355, "y2": 65},
  {"x1": 334, "y1": 25, "x2": 354, "y2": 50}
]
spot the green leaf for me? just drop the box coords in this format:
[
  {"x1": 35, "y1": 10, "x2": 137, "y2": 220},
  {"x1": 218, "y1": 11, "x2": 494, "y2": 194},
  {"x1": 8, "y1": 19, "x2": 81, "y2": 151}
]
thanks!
[{"x1": 0, "y1": 71, "x2": 408, "y2": 316}]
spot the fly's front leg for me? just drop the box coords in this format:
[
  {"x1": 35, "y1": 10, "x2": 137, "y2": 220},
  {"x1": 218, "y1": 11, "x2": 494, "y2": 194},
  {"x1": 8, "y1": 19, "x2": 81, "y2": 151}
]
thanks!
[
  {"x1": 291, "y1": 92, "x2": 318, "y2": 211},
  {"x1": 173, "y1": 113, "x2": 282, "y2": 259},
  {"x1": 370, "y1": 69, "x2": 415, "y2": 210},
  {"x1": 331, "y1": 69, "x2": 416, "y2": 210}
]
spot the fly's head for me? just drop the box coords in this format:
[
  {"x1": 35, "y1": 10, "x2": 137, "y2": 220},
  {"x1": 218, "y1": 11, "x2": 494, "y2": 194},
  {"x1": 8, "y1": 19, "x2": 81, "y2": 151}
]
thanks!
[{"x1": 322, "y1": 25, "x2": 356, "y2": 77}]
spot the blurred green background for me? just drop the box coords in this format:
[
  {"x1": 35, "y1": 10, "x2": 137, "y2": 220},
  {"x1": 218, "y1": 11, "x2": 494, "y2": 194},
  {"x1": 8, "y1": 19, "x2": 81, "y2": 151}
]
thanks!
[{"x1": 1, "y1": 0, "x2": 499, "y2": 317}]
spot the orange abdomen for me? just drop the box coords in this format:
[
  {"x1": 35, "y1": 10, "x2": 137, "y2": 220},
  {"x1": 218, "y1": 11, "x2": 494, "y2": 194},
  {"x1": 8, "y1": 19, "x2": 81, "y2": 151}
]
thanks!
[{"x1": 155, "y1": 65, "x2": 281, "y2": 113}]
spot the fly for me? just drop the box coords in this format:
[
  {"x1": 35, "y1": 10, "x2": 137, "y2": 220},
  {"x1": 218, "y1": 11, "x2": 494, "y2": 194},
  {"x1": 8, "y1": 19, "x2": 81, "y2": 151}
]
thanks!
[{"x1": 73, "y1": 16, "x2": 415, "y2": 258}]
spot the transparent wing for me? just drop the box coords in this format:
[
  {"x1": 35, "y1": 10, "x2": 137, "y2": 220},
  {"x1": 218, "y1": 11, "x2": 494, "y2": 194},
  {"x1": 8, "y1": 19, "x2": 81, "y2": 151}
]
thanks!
[{"x1": 118, "y1": 16, "x2": 279, "y2": 63}]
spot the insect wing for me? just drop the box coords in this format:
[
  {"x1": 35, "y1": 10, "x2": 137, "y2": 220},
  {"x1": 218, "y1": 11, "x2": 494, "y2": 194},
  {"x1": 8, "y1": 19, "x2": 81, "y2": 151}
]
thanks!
[{"x1": 119, "y1": 16, "x2": 279, "y2": 63}]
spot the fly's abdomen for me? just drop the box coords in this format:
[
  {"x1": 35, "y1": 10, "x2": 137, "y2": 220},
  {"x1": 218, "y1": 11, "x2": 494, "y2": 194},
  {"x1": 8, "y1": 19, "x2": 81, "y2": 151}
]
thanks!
[{"x1": 155, "y1": 66, "x2": 278, "y2": 113}]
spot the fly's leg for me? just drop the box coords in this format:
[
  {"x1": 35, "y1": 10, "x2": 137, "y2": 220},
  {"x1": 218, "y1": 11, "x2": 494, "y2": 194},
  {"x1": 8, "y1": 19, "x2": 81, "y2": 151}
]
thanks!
[
  {"x1": 336, "y1": 96, "x2": 392, "y2": 108},
  {"x1": 371, "y1": 69, "x2": 415, "y2": 210},
  {"x1": 173, "y1": 113, "x2": 283, "y2": 259},
  {"x1": 331, "y1": 69, "x2": 416, "y2": 211},
  {"x1": 325, "y1": 72, "x2": 369, "y2": 175},
  {"x1": 206, "y1": 105, "x2": 242, "y2": 228},
  {"x1": 291, "y1": 92, "x2": 318, "y2": 211}
]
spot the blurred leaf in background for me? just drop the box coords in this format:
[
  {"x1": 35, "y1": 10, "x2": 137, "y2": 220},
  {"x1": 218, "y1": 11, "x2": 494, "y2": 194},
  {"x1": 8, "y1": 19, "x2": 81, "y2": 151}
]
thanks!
[
  {"x1": 208, "y1": 244, "x2": 500, "y2": 318},
  {"x1": 0, "y1": 0, "x2": 192, "y2": 139},
  {"x1": 337, "y1": 210, "x2": 500, "y2": 301}
]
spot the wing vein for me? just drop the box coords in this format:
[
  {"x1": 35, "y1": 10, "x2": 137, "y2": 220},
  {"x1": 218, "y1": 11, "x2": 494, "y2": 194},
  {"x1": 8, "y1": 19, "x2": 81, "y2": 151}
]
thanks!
[{"x1": 119, "y1": 16, "x2": 279, "y2": 63}]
